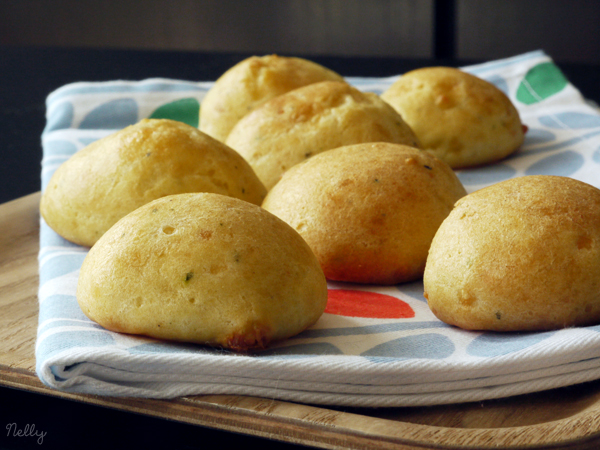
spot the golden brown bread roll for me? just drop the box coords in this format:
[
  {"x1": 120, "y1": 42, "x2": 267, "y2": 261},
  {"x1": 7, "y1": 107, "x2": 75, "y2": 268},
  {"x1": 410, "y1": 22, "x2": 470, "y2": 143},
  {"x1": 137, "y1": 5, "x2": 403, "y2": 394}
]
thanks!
[
  {"x1": 262, "y1": 142, "x2": 467, "y2": 284},
  {"x1": 424, "y1": 175, "x2": 600, "y2": 331},
  {"x1": 77, "y1": 193, "x2": 328, "y2": 351},
  {"x1": 226, "y1": 81, "x2": 420, "y2": 190},
  {"x1": 40, "y1": 119, "x2": 267, "y2": 247},
  {"x1": 199, "y1": 54, "x2": 344, "y2": 142},
  {"x1": 381, "y1": 67, "x2": 524, "y2": 169}
]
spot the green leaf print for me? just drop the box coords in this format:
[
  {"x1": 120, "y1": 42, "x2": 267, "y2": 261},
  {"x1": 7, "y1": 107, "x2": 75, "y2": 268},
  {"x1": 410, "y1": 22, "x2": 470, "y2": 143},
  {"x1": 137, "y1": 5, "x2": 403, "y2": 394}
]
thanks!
[
  {"x1": 149, "y1": 98, "x2": 200, "y2": 127},
  {"x1": 516, "y1": 62, "x2": 568, "y2": 105}
]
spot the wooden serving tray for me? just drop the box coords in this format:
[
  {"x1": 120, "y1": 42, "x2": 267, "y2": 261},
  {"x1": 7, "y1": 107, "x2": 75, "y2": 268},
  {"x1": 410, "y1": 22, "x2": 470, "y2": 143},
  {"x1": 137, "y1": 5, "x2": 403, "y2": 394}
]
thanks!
[{"x1": 3, "y1": 192, "x2": 600, "y2": 450}]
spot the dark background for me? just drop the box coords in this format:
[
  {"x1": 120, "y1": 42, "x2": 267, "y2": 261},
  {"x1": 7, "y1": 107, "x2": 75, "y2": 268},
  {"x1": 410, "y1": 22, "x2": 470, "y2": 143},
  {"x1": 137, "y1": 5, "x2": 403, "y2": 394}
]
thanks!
[
  {"x1": 1, "y1": 1, "x2": 599, "y2": 449},
  {"x1": 1, "y1": 0, "x2": 599, "y2": 64}
]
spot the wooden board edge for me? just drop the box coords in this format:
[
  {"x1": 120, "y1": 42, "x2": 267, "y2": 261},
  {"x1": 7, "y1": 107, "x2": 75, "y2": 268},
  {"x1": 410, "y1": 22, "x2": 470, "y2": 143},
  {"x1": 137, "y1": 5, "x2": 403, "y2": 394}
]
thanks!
[
  {"x1": 0, "y1": 364, "x2": 436, "y2": 450},
  {"x1": 5, "y1": 362, "x2": 600, "y2": 450}
]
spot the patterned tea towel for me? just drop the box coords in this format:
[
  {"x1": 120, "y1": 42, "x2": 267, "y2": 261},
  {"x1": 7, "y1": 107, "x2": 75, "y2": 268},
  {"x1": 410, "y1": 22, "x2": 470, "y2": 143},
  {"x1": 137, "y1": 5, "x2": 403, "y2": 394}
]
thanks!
[{"x1": 36, "y1": 50, "x2": 600, "y2": 406}]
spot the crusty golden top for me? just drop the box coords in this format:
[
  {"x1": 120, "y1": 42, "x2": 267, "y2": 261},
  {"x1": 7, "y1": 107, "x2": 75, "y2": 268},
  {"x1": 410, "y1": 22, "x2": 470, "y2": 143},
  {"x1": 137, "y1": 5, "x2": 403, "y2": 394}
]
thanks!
[
  {"x1": 424, "y1": 175, "x2": 600, "y2": 331},
  {"x1": 226, "y1": 80, "x2": 420, "y2": 190},
  {"x1": 382, "y1": 67, "x2": 524, "y2": 168},
  {"x1": 199, "y1": 54, "x2": 344, "y2": 142},
  {"x1": 263, "y1": 142, "x2": 466, "y2": 284},
  {"x1": 77, "y1": 193, "x2": 328, "y2": 350},
  {"x1": 40, "y1": 119, "x2": 267, "y2": 247}
]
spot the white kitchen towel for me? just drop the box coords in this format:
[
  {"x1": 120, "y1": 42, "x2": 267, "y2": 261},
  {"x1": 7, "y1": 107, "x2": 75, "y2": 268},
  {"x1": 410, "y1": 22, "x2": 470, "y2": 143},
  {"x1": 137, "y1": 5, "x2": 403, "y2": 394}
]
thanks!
[{"x1": 36, "y1": 50, "x2": 600, "y2": 406}]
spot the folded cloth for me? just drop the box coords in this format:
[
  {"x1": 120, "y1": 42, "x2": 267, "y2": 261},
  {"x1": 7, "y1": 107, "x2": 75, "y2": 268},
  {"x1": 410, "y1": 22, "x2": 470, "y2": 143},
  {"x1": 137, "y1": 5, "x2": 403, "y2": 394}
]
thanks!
[{"x1": 36, "y1": 50, "x2": 600, "y2": 407}]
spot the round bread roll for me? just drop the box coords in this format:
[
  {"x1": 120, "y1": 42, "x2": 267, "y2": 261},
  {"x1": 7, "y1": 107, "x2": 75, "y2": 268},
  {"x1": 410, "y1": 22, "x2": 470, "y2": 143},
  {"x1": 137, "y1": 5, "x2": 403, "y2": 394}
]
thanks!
[
  {"x1": 77, "y1": 193, "x2": 328, "y2": 351},
  {"x1": 262, "y1": 143, "x2": 467, "y2": 285},
  {"x1": 40, "y1": 119, "x2": 267, "y2": 247},
  {"x1": 199, "y1": 54, "x2": 344, "y2": 142},
  {"x1": 424, "y1": 175, "x2": 600, "y2": 331},
  {"x1": 226, "y1": 81, "x2": 420, "y2": 190},
  {"x1": 381, "y1": 67, "x2": 525, "y2": 169}
]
